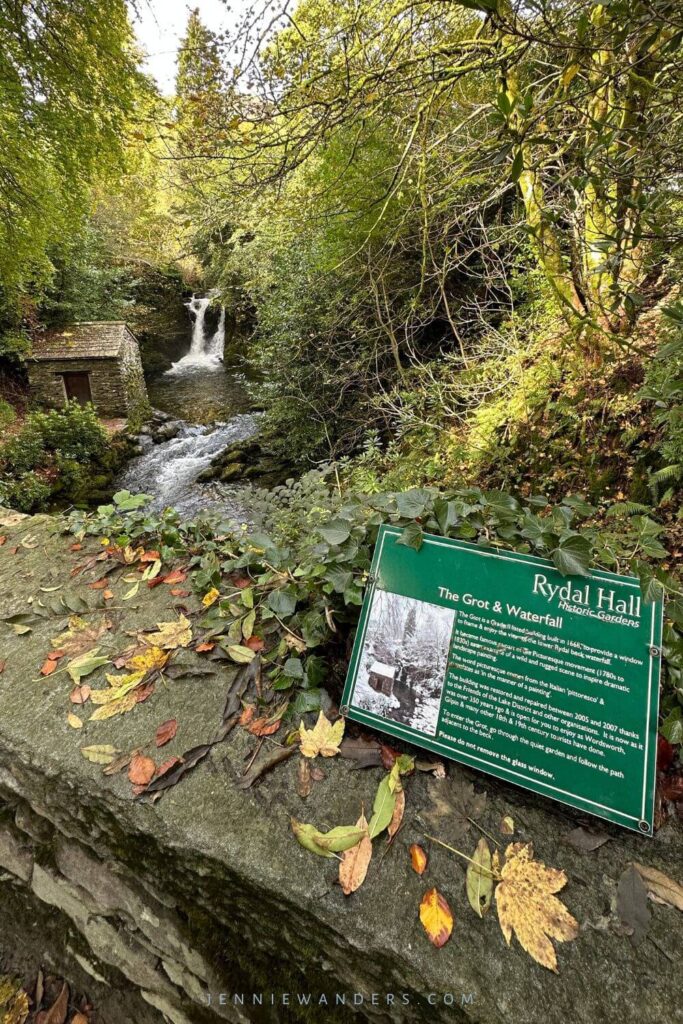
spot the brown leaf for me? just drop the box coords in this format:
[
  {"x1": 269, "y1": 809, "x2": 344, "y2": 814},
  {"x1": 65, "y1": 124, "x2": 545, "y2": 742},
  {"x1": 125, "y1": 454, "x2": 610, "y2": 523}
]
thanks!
[
  {"x1": 135, "y1": 680, "x2": 155, "y2": 703},
  {"x1": 87, "y1": 578, "x2": 109, "y2": 590},
  {"x1": 36, "y1": 981, "x2": 68, "y2": 1024},
  {"x1": 169, "y1": 587, "x2": 190, "y2": 597},
  {"x1": 155, "y1": 719, "x2": 178, "y2": 747},
  {"x1": 0, "y1": 659, "x2": 6, "y2": 674},
  {"x1": 419, "y1": 888, "x2": 453, "y2": 948},
  {"x1": 245, "y1": 635, "x2": 265, "y2": 652},
  {"x1": 128, "y1": 755, "x2": 156, "y2": 786},
  {"x1": 70, "y1": 542, "x2": 82, "y2": 552},
  {"x1": 195, "y1": 642, "x2": 215, "y2": 652},
  {"x1": 230, "y1": 573, "x2": 251, "y2": 589},
  {"x1": 410, "y1": 844, "x2": 428, "y2": 875},
  {"x1": 387, "y1": 788, "x2": 405, "y2": 840},
  {"x1": 617, "y1": 864, "x2": 650, "y2": 945},
  {"x1": 239, "y1": 704, "x2": 255, "y2": 726},
  {"x1": 339, "y1": 735, "x2": 382, "y2": 769},
  {"x1": 72, "y1": 1015, "x2": 89, "y2": 1024},
  {"x1": 496, "y1": 843, "x2": 579, "y2": 971},
  {"x1": 380, "y1": 742, "x2": 401, "y2": 770},
  {"x1": 140, "y1": 550, "x2": 161, "y2": 562},
  {"x1": 236, "y1": 745, "x2": 298, "y2": 789},
  {"x1": 155, "y1": 756, "x2": 184, "y2": 778},
  {"x1": 297, "y1": 756, "x2": 311, "y2": 799},
  {"x1": 659, "y1": 773, "x2": 683, "y2": 802},
  {"x1": 633, "y1": 862, "x2": 683, "y2": 911},
  {"x1": 69, "y1": 685, "x2": 91, "y2": 704},
  {"x1": 500, "y1": 815, "x2": 515, "y2": 835},
  {"x1": 339, "y1": 813, "x2": 372, "y2": 895},
  {"x1": 563, "y1": 827, "x2": 609, "y2": 853},
  {"x1": 40, "y1": 659, "x2": 58, "y2": 676}
]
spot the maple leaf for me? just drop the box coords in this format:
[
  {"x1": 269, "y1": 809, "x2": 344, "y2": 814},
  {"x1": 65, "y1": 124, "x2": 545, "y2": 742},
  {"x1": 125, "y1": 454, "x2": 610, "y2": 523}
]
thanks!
[
  {"x1": 126, "y1": 646, "x2": 169, "y2": 674},
  {"x1": 495, "y1": 843, "x2": 578, "y2": 972},
  {"x1": 339, "y1": 813, "x2": 373, "y2": 895},
  {"x1": 51, "y1": 616, "x2": 111, "y2": 657},
  {"x1": 419, "y1": 888, "x2": 454, "y2": 948},
  {"x1": 145, "y1": 614, "x2": 192, "y2": 650},
  {"x1": 299, "y1": 711, "x2": 344, "y2": 758}
]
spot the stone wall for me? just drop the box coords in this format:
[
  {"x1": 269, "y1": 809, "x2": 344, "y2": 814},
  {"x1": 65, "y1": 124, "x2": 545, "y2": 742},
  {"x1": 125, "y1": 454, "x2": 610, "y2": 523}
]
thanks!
[{"x1": 121, "y1": 334, "x2": 151, "y2": 424}]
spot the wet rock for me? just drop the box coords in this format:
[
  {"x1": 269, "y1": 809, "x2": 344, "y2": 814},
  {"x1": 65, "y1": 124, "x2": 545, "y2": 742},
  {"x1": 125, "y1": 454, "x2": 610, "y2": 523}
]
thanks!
[
  {"x1": 197, "y1": 439, "x2": 291, "y2": 487},
  {"x1": 152, "y1": 420, "x2": 183, "y2": 444}
]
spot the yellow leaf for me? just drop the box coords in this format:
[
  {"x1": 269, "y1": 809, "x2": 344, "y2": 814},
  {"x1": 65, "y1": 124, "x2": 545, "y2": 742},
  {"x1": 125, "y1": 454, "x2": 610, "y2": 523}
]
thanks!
[
  {"x1": 202, "y1": 587, "x2": 220, "y2": 607},
  {"x1": 410, "y1": 844, "x2": 428, "y2": 875},
  {"x1": 339, "y1": 813, "x2": 372, "y2": 895},
  {"x1": 89, "y1": 691, "x2": 138, "y2": 721},
  {"x1": 501, "y1": 815, "x2": 515, "y2": 835},
  {"x1": 0, "y1": 975, "x2": 29, "y2": 1023},
  {"x1": 495, "y1": 843, "x2": 578, "y2": 972},
  {"x1": 145, "y1": 614, "x2": 192, "y2": 650},
  {"x1": 91, "y1": 671, "x2": 145, "y2": 703},
  {"x1": 633, "y1": 862, "x2": 683, "y2": 911},
  {"x1": 419, "y1": 887, "x2": 454, "y2": 948},
  {"x1": 126, "y1": 646, "x2": 169, "y2": 674},
  {"x1": 52, "y1": 615, "x2": 110, "y2": 656},
  {"x1": 299, "y1": 711, "x2": 345, "y2": 758},
  {"x1": 81, "y1": 744, "x2": 119, "y2": 765},
  {"x1": 67, "y1": 712, "x2": 83, "y2": 730}
]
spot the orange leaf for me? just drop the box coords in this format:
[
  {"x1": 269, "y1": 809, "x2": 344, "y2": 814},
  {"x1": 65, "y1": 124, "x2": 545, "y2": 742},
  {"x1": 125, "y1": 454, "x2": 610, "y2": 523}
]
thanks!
[
  {"x1": 128, "y1": 755, "x2": 156, "y2": 786},
  {"x1": 103, "y1": 589, "x2": 114, "y2": 600},
  {"x1": 88, "y1": 578, "x2": 109, "y2": 590},
  {"x1": 70, "y1": 542, "x2": 83, "y2": 552},
  {"x1": 47, "y1": 649, "x2": 65, "y2": 661},
  {"x1": 69, "y1": 685, "x2": 91, "y2": 704},
  {"x1": 196, "y1": 642, "x2": 215, "y2": 652},
  {"x1": 410, "y1": 844, "x2": 428, "y2": 875},
  {"x1": 140, "y1": 550, "x2": 161, "y2": 562},
  {"x1": 163, "y1": 569, "x2": 187, "y2": 585},
  {"x1": 0, "y1": 536, "x2": 5, "y2": 545},
  {"x1": 245, "y1": 635, "x2": 265, "y2": 652},
  {"x1": 155, "y1": 718, "x2": 178, "y2": 747},
  {"x1": 230, "y1": 574, "x2": 251, "y2": 589},
  {"x1": 248, "y1": 716, "x2": 281, "y2": 737},
  {"x1": 156, "y1": 755, "x2": 183, "y2": 778},
  {"x1": 239, "y1": 704, "x2": 256, "y2": 726},
  {"x1": 170, "y1": 587, "x2": 190, "y2": 597},
  {"x1": 40, "y1": 659, "x2": 58, "y2": 676},
  {"x1": 0, "y1": 659, "x2": 6, "y2": 673},
  {"x1": 419, "y1": 887, "x2": 453, "y2": 948}
]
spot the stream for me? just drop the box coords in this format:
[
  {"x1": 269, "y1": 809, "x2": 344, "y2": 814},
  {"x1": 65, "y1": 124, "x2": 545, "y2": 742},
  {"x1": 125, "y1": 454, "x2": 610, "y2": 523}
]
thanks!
[{"x1": 115, "y1": 294, "x2": 259, "y2": 517}]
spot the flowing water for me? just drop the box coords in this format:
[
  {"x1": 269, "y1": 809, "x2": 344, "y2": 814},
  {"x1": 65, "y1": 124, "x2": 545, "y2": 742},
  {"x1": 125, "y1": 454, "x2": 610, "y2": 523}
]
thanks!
[{"x1": 116, "y1": 294, "x2": 259, "y2": 517}]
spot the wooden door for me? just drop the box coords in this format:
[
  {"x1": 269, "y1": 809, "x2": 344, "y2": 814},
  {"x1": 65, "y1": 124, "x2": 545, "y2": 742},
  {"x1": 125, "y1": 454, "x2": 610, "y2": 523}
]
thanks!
[{"x1": 62, "y1": 372, "x2": 92, "y2": 406}]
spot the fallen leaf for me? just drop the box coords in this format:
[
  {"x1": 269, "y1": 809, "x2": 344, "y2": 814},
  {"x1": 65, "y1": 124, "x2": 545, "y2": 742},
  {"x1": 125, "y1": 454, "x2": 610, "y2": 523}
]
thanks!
[
  {"x1": 237, "y1": 745, "x2": 297, "y2": 789},
  {"x1": 496, "y1": 843, "x2": 579, "y2": 971},
  {"x1": 140, "y1": 550, "x2": 161, "y2": 562},
  {"x1": 410, "y1": 844, "x2": 428, "y2": 875},
  {"x1": 500, "y1": 815, "x2": 515, "y2": 835},
  {"x1": 89, "y1": 690, "x2": 138, "y2": 721},
  {"x1": 633, "y1": 862, "x2": 683, "y2": 911},
  {"x1": 71, "y1": 1014, "x2": 89, "y2": 1024},
  {"x1": 339, "y1": 735, "x2": 383, "y2": 769},
  {"x1": 36, "y1": 980, "x2": 68, "y2": 1024},
  {"x1": 239, "y1": 704, "x2": 255, "y2": 727},
  {"x1": 247, "y1": 715, "x2": 281, "y2": 737},
  {"x1": 70, "y1": 542, "x2": 82, "y2": 552},
  {"x1": 128, "y1": 755, "x2": 156, "y2": 786},
  {"x1": 145, "y1": 614, "x2": 192, "y2": 650},
  {"x1": 155, "y1": 755, "x2": 183, "y2": 778},
  {"x1": 66, "y1": 649, "x2": 109, "y2": 684},
  {"x1": 0, "y1": 659, "x2": 5, "y2": 674},
  {"x1": 51, "y1": 616, "x2": 111, "y2": 657},
  {"x1": 245, "y1": 635, "x2": 265, "y2": 652},
  {"x1": 156, "y1": 719, "x2": 178, "y2": 747},
  {"x1": 142, "y1": 743, "x2": 214, "y2": 795},
  {"x1": 339, "y1": 813, "x2": 372, "y2": 895},
  {"x1": 81, "y1": 744, "x2": 119, "y2": 765},
  {"x1": 126, "y1": 646, "x2": 169, "y2": 674},
  {"x1": 563, "y1": 827, "x2": 609, "y2": 853},
  {"x1": 368, "y1": 769, "x2": 398, "y2": 839},
  {"x1": 202, "y1": 587, "x2": 220, "y2": 607},
  {"x1": 617, "y1": 863, "x2": 651, "y2": 945},
  {"x1": 162, "y1": 568, "x2": 187, "y2": 585},
  {"x1": 40, "y1": 658, "x2": 59, "y2": 676},
  {"x1": 87, "y1": 578, "x2": 109, "y2": 590},
  {"x1": 67, "y1": 713, "x2": 83, "y2": 730},
  {"x1": 387, "y1": 788, "x2": 405, "y2": 840},
  {"x1": 170, "y1": 588, "x2": 190, "y2": 597},
  {"x1": 291, "y1": 819, "x2": 367, "y2": 857},
  {"x1": 69, "y1": 685, "x2": 91, "y2": 704},
  {"x1": 0, "y1": 975, "x2": 29, "y2": 1024},
  {"x1": 466, "y1": 838, "x2": 494, "y2": 917},
  {"x1": 297, "y1": 756, "x2": 311, "y2": 798},
  {"x1": 299, "y1": 711, "x2": 345, "y2": 758},
  {"x1": 226, "y1": 643, "x2": 256, "y2": 663},
  {"x1": 419, "y1": 888, "x2": 453, "y2": 948}
]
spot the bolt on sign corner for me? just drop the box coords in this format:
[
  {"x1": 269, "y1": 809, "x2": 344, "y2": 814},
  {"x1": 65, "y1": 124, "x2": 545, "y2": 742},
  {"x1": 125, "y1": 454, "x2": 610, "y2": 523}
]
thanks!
[{"x1": 341, "y1": 525, "x2": 664, "y2": 835}]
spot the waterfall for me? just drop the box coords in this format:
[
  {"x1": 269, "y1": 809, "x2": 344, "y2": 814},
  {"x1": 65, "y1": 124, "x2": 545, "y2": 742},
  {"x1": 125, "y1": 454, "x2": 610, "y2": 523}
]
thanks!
[{"x1": 166, "y1": 292, "x2": 226, "y2": 374}]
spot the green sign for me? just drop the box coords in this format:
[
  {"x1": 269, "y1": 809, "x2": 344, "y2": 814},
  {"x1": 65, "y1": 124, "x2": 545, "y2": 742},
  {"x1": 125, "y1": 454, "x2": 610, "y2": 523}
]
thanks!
[{"x1": 341, "y1": 525, "x2": 663, "y2": 834}]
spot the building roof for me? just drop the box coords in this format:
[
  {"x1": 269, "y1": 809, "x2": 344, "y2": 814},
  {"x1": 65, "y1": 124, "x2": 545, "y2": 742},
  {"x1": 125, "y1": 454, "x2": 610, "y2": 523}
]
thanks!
[
  {"x1": 31, "y1": 322, "x2": 137, "y2": 361},
  {"x1": 369, "y1": 661, "x2": 396, "y2": 679}
]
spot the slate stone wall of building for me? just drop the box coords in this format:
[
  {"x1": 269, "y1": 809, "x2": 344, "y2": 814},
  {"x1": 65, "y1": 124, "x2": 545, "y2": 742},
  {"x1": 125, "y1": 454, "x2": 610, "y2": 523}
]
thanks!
[
  {"x1": 120, "y1": 333, "x2": 151, "y2": 424},
  {"x1": 28, "y1": 358, "x2": 130, "y2": 418}
]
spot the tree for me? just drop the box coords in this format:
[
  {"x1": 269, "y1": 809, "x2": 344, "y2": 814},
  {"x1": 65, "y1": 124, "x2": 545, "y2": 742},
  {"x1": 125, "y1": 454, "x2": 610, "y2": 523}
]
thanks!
[{"x1": 0, "y1": 0, "x2": 145, "y2": 306}]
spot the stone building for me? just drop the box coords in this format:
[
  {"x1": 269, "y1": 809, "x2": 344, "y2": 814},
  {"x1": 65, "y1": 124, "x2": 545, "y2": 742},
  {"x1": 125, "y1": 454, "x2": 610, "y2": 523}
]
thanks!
[{"x1": 28, "y1": 322, "x2": 149, "y2": 420}]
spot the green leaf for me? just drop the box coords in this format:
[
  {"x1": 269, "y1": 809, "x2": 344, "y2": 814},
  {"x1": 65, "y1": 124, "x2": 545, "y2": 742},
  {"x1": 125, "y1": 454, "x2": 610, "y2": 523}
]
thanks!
[
  {"x1": 67, "y1": 649, "x2": 109, "y2": 684},
  {"x1": 318, "y1": 519, "x2": 351, "y2": 546},
  {"x1": 291, "y1": 819, "x2": 367, "y2": 857},
  {"x1": 396, "y1": 521, "x2": 424, "y2": 551},
  {"x1": 267, "y1": 588, "x2": 297, "y2": 617},
  {"x1": 466, "y1": 838, "x2": 494, "y2": 917},
  {"x1": 551, "y1": 535, "x2": 592, "y2": 577},
  {"x1": 510, "y1": 149, "x2": 524, "y2": 182},
  {"x1": 368, "y1": 773, "x2": 398, "y2": 839},
  {"x1": 226, "y1": 644, "x2": 256, "y2": 664},
  {"x1": 661, "y1": 708, "x2": 683, "y2": 745},
  {"x1": 395, "y1": 488, "x2": 432, "y2": 519},
  {"x1": 113, "y1": 490, "x2": 151, "y2": 511}
]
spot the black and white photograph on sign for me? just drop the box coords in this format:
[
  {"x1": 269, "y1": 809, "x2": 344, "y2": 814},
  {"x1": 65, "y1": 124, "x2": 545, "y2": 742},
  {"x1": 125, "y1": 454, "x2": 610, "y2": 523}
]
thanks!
[{"x1": 350, "y1": 590, "x2": 454, "y2": 735}]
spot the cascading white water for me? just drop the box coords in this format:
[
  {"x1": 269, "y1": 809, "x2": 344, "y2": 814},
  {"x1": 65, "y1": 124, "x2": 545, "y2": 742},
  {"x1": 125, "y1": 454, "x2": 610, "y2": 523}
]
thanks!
[{"x1": 166, "y1": 292, "x2": 226, "y2": 373}]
